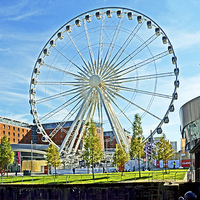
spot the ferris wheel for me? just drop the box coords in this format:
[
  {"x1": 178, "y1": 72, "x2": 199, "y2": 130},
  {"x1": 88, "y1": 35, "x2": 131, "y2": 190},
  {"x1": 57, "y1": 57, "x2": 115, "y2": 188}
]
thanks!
[{"x1": 30, "y1": 7, "x2": 179, "y2": 154}]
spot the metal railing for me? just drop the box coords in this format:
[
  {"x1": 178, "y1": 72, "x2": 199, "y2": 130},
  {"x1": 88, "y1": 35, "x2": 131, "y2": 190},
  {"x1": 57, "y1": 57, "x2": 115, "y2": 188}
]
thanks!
[{"x1": 0, "y1": 170, "x2": 187, "y2": 185}]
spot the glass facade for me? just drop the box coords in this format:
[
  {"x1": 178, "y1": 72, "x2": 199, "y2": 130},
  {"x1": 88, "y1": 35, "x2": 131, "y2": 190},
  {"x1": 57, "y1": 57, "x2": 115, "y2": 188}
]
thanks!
[{"x1": 183, "y1": 119, "x2": 200, "y2": 150}]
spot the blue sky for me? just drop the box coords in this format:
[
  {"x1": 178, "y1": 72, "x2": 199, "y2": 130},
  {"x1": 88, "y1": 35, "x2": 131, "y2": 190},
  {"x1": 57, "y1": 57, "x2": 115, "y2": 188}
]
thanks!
[{"x1": 0, "y1": 0, "x2": 200, "y2": 150}]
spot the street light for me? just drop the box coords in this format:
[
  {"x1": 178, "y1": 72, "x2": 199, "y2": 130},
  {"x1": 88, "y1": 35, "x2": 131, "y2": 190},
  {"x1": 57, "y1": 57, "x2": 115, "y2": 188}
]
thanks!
[{"x1": 31, "y1": 140, "x2": 36, "y2": 174}]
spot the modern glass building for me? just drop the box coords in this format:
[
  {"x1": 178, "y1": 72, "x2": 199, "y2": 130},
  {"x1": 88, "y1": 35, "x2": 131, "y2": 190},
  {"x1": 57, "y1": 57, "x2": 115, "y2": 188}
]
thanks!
[
  {"x1": 180, "y1": 96, "x2": 200, "y2": 151},
  {"x1": 179, "y1": 96, "x2": 200, "y2": 181}
]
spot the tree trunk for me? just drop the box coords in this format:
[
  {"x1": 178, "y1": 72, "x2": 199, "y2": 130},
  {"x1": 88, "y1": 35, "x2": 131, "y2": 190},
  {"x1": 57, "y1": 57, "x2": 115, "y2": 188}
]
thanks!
[
  {"x1": 138, "y1": 155, "x2": 141, "y2": 178},
  {"x1": 92, "y1": 164, "x2": 94, "y2": 180},
  {"x1": 7, "y1": 165, "x2": 8, "y2": 178},
  {"x1": 87, "y1": 164, "x2": 89, "y2": 174},
  {"x1": 55, "y1": 166, "x2": 56, "y2": 178},
  {"x1": 92, "y1": 158, "x2": 94, "y2": 180},
  {"x1": 91, "y1": 150, "x2": 94, "y2": 180}
]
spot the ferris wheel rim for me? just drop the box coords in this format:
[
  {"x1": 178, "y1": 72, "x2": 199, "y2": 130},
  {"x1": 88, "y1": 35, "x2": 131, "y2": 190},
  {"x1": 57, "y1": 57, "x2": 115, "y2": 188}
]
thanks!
[{"x1": 29, "y1": 7, "x2": 179, "y2": 153}]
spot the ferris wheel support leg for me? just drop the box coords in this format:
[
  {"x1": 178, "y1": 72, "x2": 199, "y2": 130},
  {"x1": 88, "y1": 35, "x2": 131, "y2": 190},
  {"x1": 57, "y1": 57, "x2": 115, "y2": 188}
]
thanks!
[
  {"x1": 59, "y1": 89, "x2": 93, "y2": 153},
  {"x1": 73, "y1": 98, "x2": 96, "y2": 153},
  {"x1": 107, "y1": 101, "x2": 130, "y2": 151},
  {"x1": 68, "y1": 97, "x2": 92, "y2": 153},
  {"x1": 97, "y1": 87, "x2": 122, "y2": 146}
]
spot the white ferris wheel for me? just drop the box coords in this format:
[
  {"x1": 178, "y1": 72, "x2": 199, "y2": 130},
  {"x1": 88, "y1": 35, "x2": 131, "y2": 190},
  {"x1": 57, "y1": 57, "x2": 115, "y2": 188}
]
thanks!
[{"x1": 30, "y1": 7, "x2": 179, "y2": 155}]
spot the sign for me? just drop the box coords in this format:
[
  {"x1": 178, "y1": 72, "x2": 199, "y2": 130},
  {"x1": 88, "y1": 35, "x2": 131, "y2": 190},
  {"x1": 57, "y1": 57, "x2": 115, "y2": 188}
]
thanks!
[
  {"x1": 17, "y1": 151, "x2": 21, "y2": 166},
  {"x1": 181, "y1": 138, "x2": 186, "y2": 156}
]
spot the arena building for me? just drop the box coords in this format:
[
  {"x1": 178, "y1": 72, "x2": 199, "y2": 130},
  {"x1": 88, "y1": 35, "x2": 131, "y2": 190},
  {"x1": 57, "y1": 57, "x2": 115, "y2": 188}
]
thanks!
[{"x1": 179, "y1": 96, "x2": 200, "y2": 181}]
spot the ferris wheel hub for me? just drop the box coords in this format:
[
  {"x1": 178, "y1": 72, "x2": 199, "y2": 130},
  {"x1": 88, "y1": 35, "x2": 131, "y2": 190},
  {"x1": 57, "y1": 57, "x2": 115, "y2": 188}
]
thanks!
[{"x1": 89, "y1": 75, "x2": 101, "y2": 88}]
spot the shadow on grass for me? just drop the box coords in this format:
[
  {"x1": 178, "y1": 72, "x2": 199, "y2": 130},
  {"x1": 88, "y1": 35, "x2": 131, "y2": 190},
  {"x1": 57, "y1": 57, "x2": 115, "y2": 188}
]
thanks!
[{"x1": 4, "y1": 178, "x2": 42, "y2": 184}]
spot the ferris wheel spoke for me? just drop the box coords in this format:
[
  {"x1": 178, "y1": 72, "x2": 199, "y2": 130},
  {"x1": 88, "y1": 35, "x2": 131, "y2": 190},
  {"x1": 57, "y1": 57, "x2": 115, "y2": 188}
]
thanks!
[
  {"x1": 105, "y1": 90, "x2": 133, "y2": 125},
  {"x1": 43, "y1": 63, "x2": 88, "y2": 81},
  {"x1": 102, "y1": 34, "x2": 158, "y2": 79},
  {"x1": 66, "y1": 32, "x2": 92, "y2": 75},
  {"x1": 101, "y1": 15, "x2": 125, "y2": 72},
  {"x1": 104, "y1": 50, "x2": 169, "y2": 81},
  {"x1": 49, "y1": 99, "x2": 84, "y2": 138},
  {"x1": 83, "y1": 20, "x2": 95, "y2": 71},
  {"x1": 36, "y1": 81, "x2": 88, "y2": 86},
  {"x1": 105, "y1": 72, "x2": 174, "y2": 84},
  {"x1": 106, "y1": 87, "x2": 161, "y2": 120},
  {"x1": 39, "y1": 92, "x2": 86, "y2": 123},
  {"x1": 97, "y1": 15, "x2": 105, "y2": 75},
  {"x1": 36, "y1": 87, "x2": 84, "y2": 104},
  {"x1": 107, "y1": 84, "x2": 172, "y2": 99},
  {"x1": 103, "y1": 22, "x2": 144, "y2": 76},
  {"x1": 53, "y1": 47, "x2": 92, "y2": 77}
]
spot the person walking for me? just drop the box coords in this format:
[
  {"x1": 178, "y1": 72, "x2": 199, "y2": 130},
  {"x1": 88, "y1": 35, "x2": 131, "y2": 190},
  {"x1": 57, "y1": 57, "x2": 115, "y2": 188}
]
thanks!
[{"x1": 173, "y1": 161, "x2": 176, "y2": 169}]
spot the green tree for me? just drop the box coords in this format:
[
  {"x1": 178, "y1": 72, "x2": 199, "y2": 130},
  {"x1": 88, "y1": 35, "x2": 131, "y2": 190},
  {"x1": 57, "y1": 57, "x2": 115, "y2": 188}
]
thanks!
[
  {"x1": 153, "y1": 134, "x2": 174, "y2": 172},
  {"x1": 46, "y1": 143, "x2": 61, "y2": 176},
  {"x1": 130, "y1": 114, "x2": 145, "y2": 178},
  {"x1": 81, "y1": 120, "x2": 103, "y2": 180},
  {"x1": 0, "y1": 135, "x2": 14, "y2": 177},
  {"x1": 113, "y1": 142, "x2": 129, "y2": 175}
]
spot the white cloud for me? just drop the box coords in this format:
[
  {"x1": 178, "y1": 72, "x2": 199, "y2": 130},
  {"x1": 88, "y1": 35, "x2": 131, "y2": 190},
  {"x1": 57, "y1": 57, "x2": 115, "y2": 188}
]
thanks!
[
  {"x1": 171, "y1": 31, "x2": 200, "y2": 50},
  {"x1": 6, "y1": 11, "x2": 40, "y2": 21}
]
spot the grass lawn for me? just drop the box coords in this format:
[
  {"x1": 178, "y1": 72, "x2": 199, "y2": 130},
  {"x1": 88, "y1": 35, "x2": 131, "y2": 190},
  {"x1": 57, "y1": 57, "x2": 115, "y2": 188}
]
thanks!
[{"x1": 0, "y1": 169, "x2": 188, "y2": 184}]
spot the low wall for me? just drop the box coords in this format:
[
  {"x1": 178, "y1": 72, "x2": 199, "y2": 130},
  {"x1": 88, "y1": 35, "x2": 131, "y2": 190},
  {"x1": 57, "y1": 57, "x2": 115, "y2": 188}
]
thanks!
[{"x1": 0, "y1": 182, "x2": 178, "y2": 200}]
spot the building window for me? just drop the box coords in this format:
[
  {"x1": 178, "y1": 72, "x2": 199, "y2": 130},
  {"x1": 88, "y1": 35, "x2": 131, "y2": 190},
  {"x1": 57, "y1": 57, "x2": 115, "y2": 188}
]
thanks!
[
  {"x1": 13, "y1": 127, "x2": 15, "y2": 131},
  {"x1": 61, "y1": 129, "x2": 63, "y2": 132},
  {"x1": 13, "y1": 139, "x2": 15, "y2": 142},
  {"x1": 61, "y1": 134, "x2": 63, "y2": 138},
  {"x1": 26, "y1": 130, "x2": 28, "y2": 133},
  {"x1": 22, "y1": 134, "x2": 24, "y2": 138},
  {"x1": 61, "y1": 140, "x2": 63, "y2": 142},
  {"x1": 18, "y1": 133, "x2": 20, "y2": 137},
  {"x1": 3, "y1": 131, "x2": 5, "y2": 135},
  {"x1": 13, "y1": 133, "x2": 15, "y2": 136},
  {"x1": 18, "y1": 128, "x2": 20, "y2": 131},
  {"x1": 8, "y1": 132, "x2": 10, "y2": 136},
  {"x1": 18, "y1": 139, "x2": 19, "y2": 142},
  {"x1": 97, "y1": 129, "x2": 101, "y2": 133},
  {"x1": 8, "y1": 126, "x2": 10, "y2": 130},
  {"x1": 3, "y1": 125, "x2": 5, "y2": 129},
  {"x1": 22, "y1": 129, "x2": 24, "y2": 132}
]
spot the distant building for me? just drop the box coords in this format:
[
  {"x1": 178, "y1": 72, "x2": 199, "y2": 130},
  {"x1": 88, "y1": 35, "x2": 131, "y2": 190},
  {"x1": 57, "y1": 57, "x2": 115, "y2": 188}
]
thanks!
[
  {"x1": 104, "y1": 130, "x2": 131, "y2": 152},
  {"x1": 170, "y1": 141, "x2": 177, "y2": 153},
  {"x1": 0, "y1": 116, "x2": 31, "y2": 144}
]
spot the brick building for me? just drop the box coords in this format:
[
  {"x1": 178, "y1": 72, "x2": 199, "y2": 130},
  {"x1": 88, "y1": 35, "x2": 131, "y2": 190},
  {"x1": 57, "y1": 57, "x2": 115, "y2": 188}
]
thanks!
[{"x1": 0, "y1": 116, "x2": 31, "y2": 144}]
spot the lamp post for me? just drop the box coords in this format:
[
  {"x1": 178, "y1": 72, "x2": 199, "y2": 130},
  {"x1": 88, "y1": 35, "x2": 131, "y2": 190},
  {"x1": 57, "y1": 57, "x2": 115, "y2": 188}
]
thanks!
[
  {"x1": 31, "y1": 140, "x2": 36, "y2": 174},
  {"x1": 31, "y1": 140, "x2": 33, "y2": 174}
]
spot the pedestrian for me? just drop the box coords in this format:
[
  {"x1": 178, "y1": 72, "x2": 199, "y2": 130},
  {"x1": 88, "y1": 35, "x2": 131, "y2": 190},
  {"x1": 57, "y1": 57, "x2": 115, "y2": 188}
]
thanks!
[
  {"x1": 15, "y1": 170, "x2": 17, "y2": 176},
  {"x1": 103, "y1": 167, "x2": 105, "y2": 173},
  {"x1": 173, "y1": 161, "x2": 176, "y2": 169},
  {"x1": 72, "y1": 168, "x2": 75, "y2": 174}
]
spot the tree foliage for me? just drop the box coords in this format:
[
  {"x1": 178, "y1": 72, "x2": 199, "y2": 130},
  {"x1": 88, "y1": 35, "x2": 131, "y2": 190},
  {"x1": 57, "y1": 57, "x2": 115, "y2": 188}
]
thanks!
[
  {"x1": 153, "y1": 134, "x2": 174, "y2": 171},
  {"x1": 81, "y1": 120, "x2": 103, "y2": 179},
  {"x1": 113, "y1": 142, "x2": 129, "y2": 173},
  {"x1": 46, "y1": 143, "x2": 61, "y2": 175},
  {"x1": 130, "y1": 114, "x2": 145, "y2": 177},
  {"x1": 0, "y1": 135, "x2": 14, "y2": 177}
]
